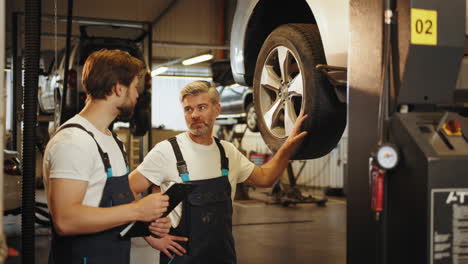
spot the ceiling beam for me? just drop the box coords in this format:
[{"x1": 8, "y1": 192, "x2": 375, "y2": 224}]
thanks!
[
  {"x1": 40, "y1": 13, "x2": 149, "y2": 28},
  {"x1": 41, "y1": 32, "x2": 230, "y2": 50},
  {"x1": 151, "y1": 0, "x2": 181, "y2": 26}
]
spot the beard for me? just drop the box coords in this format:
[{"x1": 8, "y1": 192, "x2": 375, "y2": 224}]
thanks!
[
  {"x1": 189, "y1": 115, "x2": 215, "y2": 136},
  {"x1": 117, "y1": 104, "x2": 135, "y2": 121},
  {"x1": 189, "y1": 124, "x2": 209, "y2": 136}
]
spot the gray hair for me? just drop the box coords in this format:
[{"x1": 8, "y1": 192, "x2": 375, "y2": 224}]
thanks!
[{"x1": 180, "y1": 80, "x2": 220, "y2": 104}]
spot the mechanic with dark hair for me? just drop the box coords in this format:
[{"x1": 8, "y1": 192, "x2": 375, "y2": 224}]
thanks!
[
  {"x1": 43, "y1": 49, "x2": 177, "y2": 264},
  {"x1": 130, "y1": 80, "x2": 308, "y2": 263}
]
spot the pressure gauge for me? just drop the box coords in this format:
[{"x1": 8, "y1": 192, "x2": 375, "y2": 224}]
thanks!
[{"x1": 376, "y1": 144, "x2": 399, "y2": 170}]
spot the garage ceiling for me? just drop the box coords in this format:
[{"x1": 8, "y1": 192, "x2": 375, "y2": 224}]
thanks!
[{"x1": 5, "y1": 0, "x2": 235, "y2": 70}]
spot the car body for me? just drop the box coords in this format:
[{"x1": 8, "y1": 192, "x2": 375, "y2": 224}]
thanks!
[
  {"x1": 230, "y1": 0, "x2": 348, "y2": 86},
  {"x1": 40, "y1": 25, "x2": 147, "y2": 114},
  {"x1": 216, "y1": 84, "x2": 258, "y2": 131},
  {"x1": 218, "y1": 84, "x2": 252, "y2": 117},
  {"x1": 3, "y1": 149, "x2": 22, "y2": 214}
]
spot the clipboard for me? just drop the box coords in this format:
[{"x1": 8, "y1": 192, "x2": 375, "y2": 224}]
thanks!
[{"x1": 120, "y1": 183, "x2": 196, "y2": 238}]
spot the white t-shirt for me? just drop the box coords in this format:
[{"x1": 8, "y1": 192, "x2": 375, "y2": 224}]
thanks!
[
  {"x1": 43, "y1": 115, "x2": 128, "y2": 207},
  {"x1": 137, "y1": 132, "x2": 255, "y2": 227}
]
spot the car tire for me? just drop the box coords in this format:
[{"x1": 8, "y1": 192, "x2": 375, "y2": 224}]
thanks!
[
  {"x1": 253, "y1": 23, "x2": 346, "y2": 159},
  {"x1": 245, "y1": 103, "x2": 259, "y2": 132},
  {"x1": 130, "y1": 90, "x2": 151, "y2": 136}
]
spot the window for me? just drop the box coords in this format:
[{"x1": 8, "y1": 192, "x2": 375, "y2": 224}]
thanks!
[{"x1": 5, "y1": 71, "x2": 12, "y2": 131}]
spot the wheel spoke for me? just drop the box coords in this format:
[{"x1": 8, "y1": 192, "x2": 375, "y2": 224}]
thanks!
[
  {"x1": 288, "y1": 72, "x2": 303, "y2": 96},
  {"x1": 261, "y1": 65, "x2": 281, "y2": 92},
  {"x1": 277, "y1": 46, "x2": 290, "y2": 83},
  {"x1": 263, "y1": 99, "x2": 283, "y2": 130},
  {"x1": 284, "y1": 99, "x2": 297, "y2": 135}
]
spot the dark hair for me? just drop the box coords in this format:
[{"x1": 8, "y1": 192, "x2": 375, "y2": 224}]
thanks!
[{"x1": 82, "y1": 49, "x2": 145, "y2": 99}]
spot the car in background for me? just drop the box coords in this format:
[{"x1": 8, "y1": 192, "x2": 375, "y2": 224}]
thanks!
[
  {"x1": 211, "y1": 60, "x2": 258, "y2": 132},
  {"x1": 216, "y1": 84, "x2": 258, "y2": 132},
  {"x1": 39, "y1": 25, "x2": 151, "y2": 135},
  {"x1": 230, "y1": 0, "x2": 348, "y2": 159},
  {"x1": 3, "y1": 150, "x2": 22, "y2": 215}
]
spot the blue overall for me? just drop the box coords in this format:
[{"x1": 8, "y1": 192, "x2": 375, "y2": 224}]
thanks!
[
  {"x1": 49, "y1": 124, "x2": 134, "y2": 264},
  {"x1": 160, "y1": 137, "x2": 237, "y2": 264}
]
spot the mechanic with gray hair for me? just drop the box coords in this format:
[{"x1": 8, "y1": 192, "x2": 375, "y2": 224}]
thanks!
[
  {"x1": 130, "y1": 81, "x2": 307, "y2": 264},
  {"x1": 130, "y1": 80, "x2": 308, "y2": 263}
]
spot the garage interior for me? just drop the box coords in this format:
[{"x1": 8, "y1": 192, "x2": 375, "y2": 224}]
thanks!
[{"x1": 0, "y1": 0, "x2": 467, "y2": 264}]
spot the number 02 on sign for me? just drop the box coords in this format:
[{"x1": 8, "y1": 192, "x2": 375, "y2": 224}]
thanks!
[{"x1": 411, "y1": 8, "x2": 437, "y2": 46}]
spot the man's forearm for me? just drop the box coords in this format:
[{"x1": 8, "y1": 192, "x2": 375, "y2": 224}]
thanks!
[
  {"x1": 245, "y1": 114, "x2": 308, "y2": 187},
  {"x1": 248, "y1": 142, "x2": 296, "y2": 187},
  {"x1": 52, "y1": 202, "x2": 140, "y2": 236}
]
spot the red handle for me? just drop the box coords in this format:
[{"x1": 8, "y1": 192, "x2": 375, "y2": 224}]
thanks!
[{"x1": 371, "y1": 164, "x2": 385, "y2": 213}]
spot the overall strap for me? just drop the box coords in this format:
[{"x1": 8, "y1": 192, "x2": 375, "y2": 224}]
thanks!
[
  {"x1": 57, "y1": 123, "x2": 113, "y2": 177},
  {"x1": 168, "y1": 137, "x2": 190, "y2": 182},
  {"x1": 111, "y1": 132, "x2": 129, "y2": 173},
  {"x1": 214, "y1": 137, "x2": 229, "y2": 176}
]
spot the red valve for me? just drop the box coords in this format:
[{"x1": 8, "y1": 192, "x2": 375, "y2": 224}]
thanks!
[{"x1": 443, "y1": 119, "x2": 462, "y2": 136}]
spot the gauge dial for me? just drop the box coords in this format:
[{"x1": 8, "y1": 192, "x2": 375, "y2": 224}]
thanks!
[{"x1": 376, "y1": 144, "x2": 399, "y2": 170}]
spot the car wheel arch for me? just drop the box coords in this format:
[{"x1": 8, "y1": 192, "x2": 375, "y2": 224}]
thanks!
[{"x1": 243, "y1": 0, "x2": 316, "y2": 86}]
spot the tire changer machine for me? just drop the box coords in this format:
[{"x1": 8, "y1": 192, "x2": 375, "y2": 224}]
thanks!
[{"x1": 348, "y1": 0, "x2": 468, "y2": 263}]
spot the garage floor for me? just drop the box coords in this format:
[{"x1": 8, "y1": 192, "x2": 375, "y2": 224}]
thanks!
[{"x1": 4, "y1": 189, "x2": 346, "y2": 264}]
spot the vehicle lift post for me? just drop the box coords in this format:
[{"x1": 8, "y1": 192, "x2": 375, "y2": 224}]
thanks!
[
  {"x1": 348, "y1": 0, "x2": 467, "y2": 263},
  {"x1": 271, "y1": 161, "x2": 327, "y2": 207}
]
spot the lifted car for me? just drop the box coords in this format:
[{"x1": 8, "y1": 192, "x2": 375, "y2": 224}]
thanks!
[{"x1": 230, "y1": 0, "x2": 348, "y2": 159}]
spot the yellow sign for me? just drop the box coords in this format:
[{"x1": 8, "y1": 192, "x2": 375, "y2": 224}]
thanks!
[{"x1": 411, "y1": 8, "x2": 437, "y2": 46}]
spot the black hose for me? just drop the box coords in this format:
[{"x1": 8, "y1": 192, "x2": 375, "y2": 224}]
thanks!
[
  {"x1": 23, "y1": 0, "x2": 41, "y2": 263},
  {"x1": 379, "y1": 2, "x2": 396, "y2": 264}
]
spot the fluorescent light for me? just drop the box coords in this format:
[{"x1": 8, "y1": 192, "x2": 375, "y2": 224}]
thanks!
[
  {"x1": 151, "y1": 66, "x2": 168, "y2": 76},
  {"x1": 182, "y1": 54, "x2": 213, "y2": 66}
]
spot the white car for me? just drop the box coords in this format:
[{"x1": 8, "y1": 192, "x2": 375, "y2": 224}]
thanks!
[
  {"x1": 230, "y1": 0, "x2": 348, "y2": 159},
  {"x1": 3, "y1": 150, "x2": 22, "y2": 214},
  {"x1": 39, "y1": 25, "x2": 152, "y2": 135}
]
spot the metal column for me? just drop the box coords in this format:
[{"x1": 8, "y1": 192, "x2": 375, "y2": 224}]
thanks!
[
  {"x1": 0, "y1": 0, "x2": 9, "y2": 261},
  {"x1": 147, "y1": 22, "x2": 153, "y2": 151},
  {"x1": 12, "y1": 12, "x2": 23, "y2": 153},
  {"x1": 347, "y1": 0, "x2": 384, "y2": 263}
]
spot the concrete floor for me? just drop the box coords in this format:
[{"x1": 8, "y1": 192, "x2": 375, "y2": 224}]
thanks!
[{"x1": 4, "y1": 189, "x2": 346, "y2": 264}]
